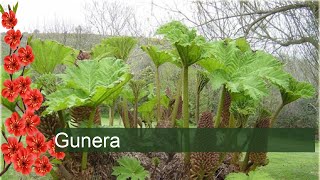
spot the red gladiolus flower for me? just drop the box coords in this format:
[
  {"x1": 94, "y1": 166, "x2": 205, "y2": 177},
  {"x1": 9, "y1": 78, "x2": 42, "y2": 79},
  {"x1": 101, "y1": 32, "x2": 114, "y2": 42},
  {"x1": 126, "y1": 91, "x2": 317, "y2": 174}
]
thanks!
[
  {"x1": 13, "y1": 76, "x2": 31, "y2": 98},
  {"x1": 1, "y1": 79, "x2": 19, "y2": 102},
  {"x1": 34, "y1": 156, "x2": 52, "y2": 176},
  {"x1": 4, "y1": 54, "x2": 20, "y2": 74},
  {"x1": 23, "y1": 89, "x2": 43, "y2": 112},
  {"x1": 26, "y1": 132, "x2": 47, "y2": 156},
  {"x1": 12, "y1": 148, "x2": 35, "y2": 175},
  {"x1": 18, "y1": 45, "x2": 34, "y2": 66},
  {"x1": 47, "y1": 137, "x2": 65, "y2": 160},
  {"x1": 5, "y1": 112, "x2": 26, "y2": 136},
  {"x1": 4, "y1": 29, "x2": 21, "y2": 50},
  {"x1": 22, "y1": 110, "x2": 40, "y2": 135},
  {"x1": 1, "y1": 10, "x2": 17, "y2": 29},
  {"x1": 1, "y1": 137, "x2": 23, "y2": 163}
]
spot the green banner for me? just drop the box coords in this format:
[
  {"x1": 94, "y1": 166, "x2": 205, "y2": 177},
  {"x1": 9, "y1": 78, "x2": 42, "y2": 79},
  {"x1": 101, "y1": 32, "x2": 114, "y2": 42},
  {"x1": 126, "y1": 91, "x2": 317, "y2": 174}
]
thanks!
[{"x1": 55, "y1": 128, "x2": 315, "y2": 152}]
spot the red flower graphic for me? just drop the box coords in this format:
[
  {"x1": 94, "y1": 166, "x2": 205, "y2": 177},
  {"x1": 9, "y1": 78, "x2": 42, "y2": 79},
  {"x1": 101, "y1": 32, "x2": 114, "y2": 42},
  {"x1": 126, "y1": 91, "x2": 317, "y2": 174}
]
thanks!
[
  {"x1": 18, "y1": 45, "x2": 34, "y2": 66},
  {"x1": 1, "y1": 10, "x2": 17, "y2": 29},
  {"x1": 47, "y1": 137, "x2": 65, "y2": 160},
  {"x1": 4, "y1": 29, "x2": 21, "y2": 50},
  {"x1": 34, "y1": 156, "x2": 52, "y2": 176},
  {"x1": 1, "y1": 137, "x2": 23, "y2": 163},
  {"x1": 5, "y1": 112, "x2": 26, "y2": 136},
  {"x1": 3, "y1": 54, "x2": 21, "y2": 74},
  {"x1": 26, "y1": 132, "x2": 47, "y2": 156},
  {"x1": 22, "y1": 110, "x2": 40, "y2": 135},
  {"x1": 23, "y1": 89, "x2": 43, "y2": 112},
  {"x1": 14, "y1": 76, "x2": 31, "y2": 98},
  {"x1": 1, "y1": 79, "x2": 19, "y2": 102},
  {"x1": 12, "y1": 148, "x2": 35, "y2": 175}
]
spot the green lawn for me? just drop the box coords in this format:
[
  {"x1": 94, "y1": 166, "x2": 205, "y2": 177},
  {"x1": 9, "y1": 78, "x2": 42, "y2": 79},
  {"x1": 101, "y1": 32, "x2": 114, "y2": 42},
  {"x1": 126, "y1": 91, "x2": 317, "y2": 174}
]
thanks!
[
  {"x1": 262, "y1": 143, "x2": 319, "y2": 180},
  {"x1": 0, "y1": 107, "x2": 319, "y2": 179}
]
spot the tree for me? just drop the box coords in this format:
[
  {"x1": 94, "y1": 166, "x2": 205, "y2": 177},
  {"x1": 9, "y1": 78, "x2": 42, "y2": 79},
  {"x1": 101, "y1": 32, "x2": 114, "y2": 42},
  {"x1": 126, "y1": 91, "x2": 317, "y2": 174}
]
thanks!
[
  {"x1": 156, "y1": 1, "x2": 318, "y2": 86},
  {"x1": 84, "y1": 0, "x2": 142, "y2": 36}
]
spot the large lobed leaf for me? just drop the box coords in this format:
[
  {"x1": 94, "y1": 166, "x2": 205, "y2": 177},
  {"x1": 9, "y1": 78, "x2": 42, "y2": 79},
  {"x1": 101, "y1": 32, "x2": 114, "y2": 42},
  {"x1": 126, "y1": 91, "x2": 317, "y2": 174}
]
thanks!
[
  {"x1": 43, "y1": 58, "x2": 131, "y2": 114},
  {"x1": 156, "y1": 21, "x2": 207, "y2": 66},
  {"x1": 91, "y1": 36, "x2": 137, "y2": 61},
  {"x1": 201, "y1": 38, "x2": 291, "y2": 101},
  {"x1": 112, "y1": 156, "x2": 149, "y2": 180},
  {"x1": 280, "y1": 77, "x2": 315, "y2": 105},
  {"x1": 30, "y1": 39, "x2": 79, "y2": 74},
  {"x1": 141, "y1": 45, "x2": 173, "y2": 67}
]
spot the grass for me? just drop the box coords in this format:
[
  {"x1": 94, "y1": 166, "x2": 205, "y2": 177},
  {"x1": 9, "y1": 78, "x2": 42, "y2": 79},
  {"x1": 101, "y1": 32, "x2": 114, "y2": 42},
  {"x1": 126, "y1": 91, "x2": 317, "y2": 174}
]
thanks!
[
  {"x1": 262, "y1": 143, "x2": 319, "y2": 180},
  {"x1": 0, "y1": 107, "x2": 319, "y2": 179}
]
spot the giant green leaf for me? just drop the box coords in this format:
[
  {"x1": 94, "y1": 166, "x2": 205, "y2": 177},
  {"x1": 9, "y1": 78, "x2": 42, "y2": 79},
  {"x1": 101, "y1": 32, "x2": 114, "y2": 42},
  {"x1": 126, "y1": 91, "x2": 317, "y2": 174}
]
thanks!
[
  {"x1": 141, "y1": 45, "x2": 172, "y2": 67},
  {"x1": 112, "y1": 156, "x2": 149, "y2": 180},
  {"x1": 91, "y1": 36, "x2": 137, "y2": 61},
  {"x1": 280, "y1": 77, "x2": 315, "y2": 105},
  {"x1": 43, "y1": 58, "x2": 131, "y2": 114},
  {"x1": 30, "y1": 39, "x2": 79, "y2": 74},
  {"x1": 202, "y1": 38, "x2": 290, "y2": 101},
  {"x1": 156, "y1": 21, "x2": 207, "y2": 67}
]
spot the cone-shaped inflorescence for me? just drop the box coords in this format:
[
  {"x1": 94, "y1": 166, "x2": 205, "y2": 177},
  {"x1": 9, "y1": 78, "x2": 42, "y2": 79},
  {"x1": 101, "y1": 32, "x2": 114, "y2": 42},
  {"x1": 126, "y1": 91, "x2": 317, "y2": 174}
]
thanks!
[
  {"x1": 70, "y1": 106, "x2": 102, "y2": 127},
  {"x1": 249, "y1": 109, "x2": 271, "y2": 168},
  {"x1": 35, "y1": 106, "x2": 61, "y2": 139},
  {"x1": 190, "y1": 111, "x2": 220, "y2": 179}
]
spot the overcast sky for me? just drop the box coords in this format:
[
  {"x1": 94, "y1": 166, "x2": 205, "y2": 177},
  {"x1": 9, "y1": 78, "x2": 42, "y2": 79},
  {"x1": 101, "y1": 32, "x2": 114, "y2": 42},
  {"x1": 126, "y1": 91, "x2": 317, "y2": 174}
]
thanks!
[{"x1": 0, "y1": 0, "x2": 193, "y2": 34}]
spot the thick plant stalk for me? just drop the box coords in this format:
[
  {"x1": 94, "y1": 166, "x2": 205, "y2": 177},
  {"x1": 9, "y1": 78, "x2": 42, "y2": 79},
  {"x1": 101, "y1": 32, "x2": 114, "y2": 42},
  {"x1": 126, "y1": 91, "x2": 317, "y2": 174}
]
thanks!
[
  {"x1": 82, "y1": 106, "x2": 97, "y2": 170},
  {"x1": 195, "y1": 91, "x2": 200, "y2": 124},
  {"x1": 109, "y1": 100, "x2": 116, "y2": 126},
  {"x1": 134, "y1": 97, "x2": 138, "y2": 128},
  {"x1": 57, "y1": 110, "x2": 65, "y2": 128},
  {"x1": 270, "y1": 103, "x2": 284, "y2": 127},
  {"x1": 155, "y1": 67, "x2": 161, "y2": 123},
  {"x1": 214, "y1": 85, "x2": 226, "y2": 128},
  {"x1": 122, "y1": 99, "x2": 130, "y2": 128},
  {"x1": 195, "y1": 72, "x2": 209, "y2": 125},
  {"x1": 242, "y1": 152, "x2": 250, "y2": 172},
  {"x1": 171, "y1": 72, "x2": 183, "y2": 126},
  {"x1": 182, "y1": 66, "x2": 190, "y2": 164},
  {"x1": 182, "y1": 66, "x2": 189, "y2": 128}
]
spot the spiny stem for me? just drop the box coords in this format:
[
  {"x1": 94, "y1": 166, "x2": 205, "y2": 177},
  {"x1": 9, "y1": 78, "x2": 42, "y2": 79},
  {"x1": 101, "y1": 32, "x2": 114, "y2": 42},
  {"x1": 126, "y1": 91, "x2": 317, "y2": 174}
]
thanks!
[
  {"x1": 171, "y1": 71, "x2": 182, "y2": 126},
  {"x1": 270, "y1": 103, "x2": 285, "y2": 127},
  {"x1": 81, "y1": 106, "x2": 97, "y2": 170},
  {"x1": 182, "y1": 66, "x2": 189, "y2": 128},
  {"x1": 155, "y1": 67, "x2": 161, "y2": 123},
  {"x1": 214, "y1": 85, "x2": 226, "y2": 128}
]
